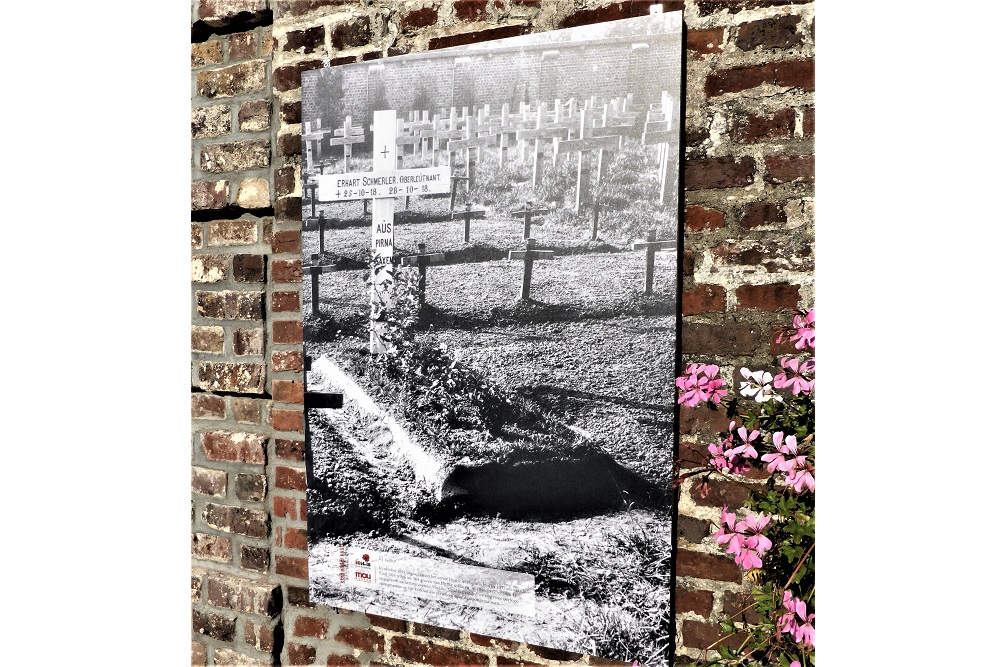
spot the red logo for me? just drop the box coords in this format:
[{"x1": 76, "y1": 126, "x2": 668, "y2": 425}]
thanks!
[{"x1": 362, "y1": 554, "x2": 370, "y2": 563}]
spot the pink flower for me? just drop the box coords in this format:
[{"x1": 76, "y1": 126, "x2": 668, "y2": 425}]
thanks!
[
  {"x1": 713, "y1": 505, "x2": 744, "y2": 554},
  {"x1": 787, "y1": 469, "x2": 816, "y2": 493},
  {"x1": 737, "y1": 512, "x2": 773, "y2": 555},
  {"x1": 676, "y1": 363, "x2": 728, "y2": 407},
  {"x1": 790, "y1": 663, "x2": 801, "y2": 667},
  {"x1": 774, "y1": 356, "x2": 815, "y2": 395},
  {"x1": 781, "y1": 309, "x2": 815, "y2": 350},
  {"x1": 761, "y1": 431, "x2": 793, "y2": 473},
  {"x1": 779, "y1": 592, "x2": 815, "y2": 647},
  {"x1": 716, "y1": 506, "x2": 774, "y2": 570},
  {"x1": 762, "y1": 432, "x2": 814, "y2": 492},
  {"x1": 708, "y1": 422, "x2": 760, "y2": 475}
]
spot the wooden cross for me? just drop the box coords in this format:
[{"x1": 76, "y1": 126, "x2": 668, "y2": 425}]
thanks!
[
  {"x1": 304, "y1": 180, "x2": 321, "y2": 219},
  {"x1": 509, "y1": 238, "x2": 554, "y2": 301},
  {"x1": 555, "y1": 107, "x2": 623, "y2": 214},
  {"x1": 328, "y1": 116, "x2": 366, "y2": 171},
  {"x1": 590, "y1": 202, "x2": 601, "y2": 241},
  {"x1": 317, "y1": 211, "x2": 327, "y2": 254},
  {"x1": 303, "y1": 355, "x2": 344, "y2": 410},
  {"x1": 400, "y1": 243, "x2": 445, "y2": 306},
  {"x1": 315, "y1": 110, "x2": 452, "y2": 352},
  {"x1": 515, "y1": 103, "x2": 571, "y2": 187},
  {"x1": 511, "y1": 201, "x2": 550, "y2": 240},
  {"x1": 447, "y1": 131, "x2": 496, "y2": 191},
  {"x1": 450, "y1": 202, "x2": 487, "y2": 243},
  {"x1": 303, "y1": 253, "x2": 339, "y2": 316},
  {"x1": 632, "y1": 229, "x2": 672, "y2": 296},
  {"x1": 641, "y1": 91, "x2": 677, "y2": 206},
  {"x1": 302, "y1": 120, "x2": 331, "y2": 173}
]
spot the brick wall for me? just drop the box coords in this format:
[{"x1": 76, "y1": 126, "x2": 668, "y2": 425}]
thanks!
[{"x1": 190, "y1": 1, "x2": 814, "y2": 665}]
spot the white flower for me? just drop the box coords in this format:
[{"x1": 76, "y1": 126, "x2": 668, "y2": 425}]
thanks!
[{"x1": 738, "y1": 368, "x2": 783, "y2": 403}]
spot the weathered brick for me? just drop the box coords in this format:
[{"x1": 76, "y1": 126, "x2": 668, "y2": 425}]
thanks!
[
  {"x1": 245, "y1": 620, "x2": 276, "y2": 653},
  {"x1": 469, "y1": 634, "x2": 517, "y2": 651},
  {"x1": 681, "y1": 321, "x2": 764, "y2": 355},
  {"x1": 241, "y1": 544, "x2": 270, "y2": 573},
  {"x1": 691, "y1": 476, "x2": 750, "y2": 508},
  {"x1": 233, "y1": 254, "x2": 267, "y2": 282},
  {"x1": 711, "y1": 239, "x2": 812, "y2": 273},
  {"x1": 280, "y1": 101, "x2": 302, "y2": 125},
  {"x1": 187, "y1": 253, "x2": 229, "y2": 286},
  {"x1": 192, "y1": 640, "x2": 207, "y2": 667},
  {"x1": 192, "y1": 180, "x2": 229, "y2": 210},
  {"x1": 685, "y1": 205, "x2": 725, "y2": 232},
  {"x1": 192, "y1": 104, "x2": 232, "y2": 139},
  {"x1": 234, "y1": 398, "x2": 263, "y2": 423},
  {"x1": 238, "y1": 99, "x2": 271, "y2": 132},
  {"x1": 276, "y1": 555, "x2": 309, "y2": 579},
  {"x1": 275, "y1": 196, "x2": 302, "y2": 220},
  {"x1": 236, "y1": 472, "x2": 267, "y2": 502},
  {"x1": 272, "y1": 59, "x2": 324, "y2": 93},
  {"x1": 272, "y1": 380, "x2": 304, "y2": 404},
  {"x1": 676, "y1": 587, "x2": 714, "y2": 618},
  {"x1": 192, "y1": 223, "x2": 204, "y2": 249},
  {"x1": 283, "y1": 527, "x2": 308, "y2": 551},
  {"x1": 274, "y1": 0, "x2": 355, "y2": 19},
  {"x1": 682, "y1": 284, "x2": 726, "y2": 315},
  {"x1": 735, "y1": 283, "x2": 800, "y2": 310},
  {"x1": 285, "y1": 25, "x2": 325, "y2": 53},
  {"x1": 272, "y1": 409, "x2": 304, "y2": 433},
  {"x1": 229, "y1": 32, "x2": 257, "y2": 61},
  {"x1": 192, "y1": 41, "x2": 224, "y2": 69},
  {"x1": 764, "y1": 154, "x2": 814, "y2": 184},
  {"x1": 293, "y1": 615, "x2": 328, "y2": 638},
  {"x1": 193, "y1": 466, "x2": 228, "y2": 496},
  {"x1": 740, "y1": 202, "x2": 787, "y2": 229},
  {"x1": 683, "y1": 619, "x2": 748, "y2": 651},
  {"x1": 706, "y1": 59, "x2": 814, "y2": 97},
  {"x1": 207, "y1": 573, "x2": 281, "y2": 617},
  {"x1": 197, "y1": 61, "x2": 267, "y2": 99},
  {"x1": 274, "y1": 496, "x2": 298, "y2": 520},
  {"x1": 364, "y1": 613, "x2": 405, "y2": 632},
  {"x1": 199, "y1": 0, "x2": 268, "y2": 22},
  {"x1": 192, "y1": 393, "x2": 226, "y2": 419},
  {"x1": 675, "y1": 548, "x2": 742, "y2": 583},
  {"x1": 208, "y1": 219, "x2": 258, "y2": 246},
  {"x1": 686, "y1": 27, "x2": 724, "y2": 56},
  {"x1": 683, "y1": 249, "x2": 695, "y2": 276},
  {"x1": 234, "y1": 327, "x2": 265, "y2": 356},
  {"x1": 731, "y1": 107, "x2": 796, "y2": 143},
  {"x1": 685, "y1": 157, "x2": 755, "y2": 190},
  {"x1": 275, "y1": 439, "x2": 305, "y2": 462},
  {"x1": 272, "y1": 291, "x2": 300, "y2": 312},
  {"x1": 735, "y1": 15, "x2": 803, "y2": 51},
  {"x1": 326, "y1": 654, "x2": 362, "y2": 667},
  {"x1": 271, "y1": 350, "x2": 303, "y2": 372},
  {"x1": 274, "y1": 166, "x2": 297, "y2": 198},
  {"x1": 454, "y1": 1, "x2": 488, "y2": 22},
  {"x1": 203, "y1": 503, "x2": 270, "y2": 538},
  {"x1": 390, "y1": 636, "x2": 490, "y2": 666},
  {"x1": 277, "y1": 133, "x2": 301, "y2": 157},
  {"x1": 330, "y1": 15, "x2": 371, "y2": 50},
  {"x1": 202, "y1": 430, "x2": 267, "y2": 464},
  {"x1": 430, "y1": 24, "x2": 528, "y2": 50},
  {"x1": 526, "y1": 645, "x2": 582, "y2": 662},
  {"x1": 413, "y1": 623, "x2": 461, "y2": 641},
  {"x1": 192, "y1": 609, "x2": 236, "y2": 642},
  {"x1": 197, "y1": 290, "x2": 264, "y2": 320},
  {"x1": 201, "y1": 139, "x2": 270, "y2": 173},
  {"x1": 192, "y1": 325, "x2": 225, "y2": 353},
  {"x1": 276, "y1": 465, "x2": 306, "y2": 491},
  {"x1": 696, "y1": 0, "x2": 811, "y2": 11},
  {"x1": 677, "y1": 515, "x2": 711, "y2": 543},
  {"x1": 401, "y1": 6, "x2": 438, "y2": 31},
  {"x1": 558, "y1": 1, "x2": 682, "y2": 29},
  {"x1": 802, "y1": 106, "x2": 815, "y2": 137},
  {"x1": 723, "y1": 590, "x2": 762, "y2": 624},
  {"x1": 336, "y1": 626, "x2": 385, "y2": 653},
  {"x1": 272, "y1": 320, "x2": 303, "y2": 344},
  {"x1": 287, "y1": 644, "x2": 316, "y2": 665},
  {"x1": 678, "y1": 404, "x2": 732, "y2": 437},
  {"x1": 193, "y1": 532, "x2": 232, "y2": 562},
  {"x1": 214, "y1": 647, "x2": 264, "y2": 666}
]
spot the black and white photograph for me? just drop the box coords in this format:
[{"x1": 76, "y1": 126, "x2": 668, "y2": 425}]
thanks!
[{"x1": 301, "y1": 11, "x2": 682, "y2": 663}]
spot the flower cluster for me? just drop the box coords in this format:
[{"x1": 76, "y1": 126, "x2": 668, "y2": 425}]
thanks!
[
  {"x1": 738, "y1": 368, "x2": 781, "y2": 403},
  {"x1": 777, "y1": 308, "x2": 816, "y2": 350},
  {"x1": 713, "y1": 505, "x2": 773, "y2": 571},
  {"x1": 761, "y1": 432, "x2": 815, "y2": 493},
  {"x1": 676, "y1": 363, "x2": 728, "y2": 407},
  {"x1": 707, "y1": 422, "x2": 759, "y2": 475},
  {"x1": 773, "y1": 357, "x2": 815, "y2": 395},
  {"x1": 779, "y1": 591, "x2": 815, "y2": 647}
]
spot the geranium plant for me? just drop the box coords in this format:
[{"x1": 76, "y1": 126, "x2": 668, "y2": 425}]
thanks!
[{"x1": 677, "y1": 309, "x2": 816, "y2": 667}]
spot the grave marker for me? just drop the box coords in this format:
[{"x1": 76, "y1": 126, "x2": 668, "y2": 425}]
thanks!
[
  {"x1": 328, "y1": 116, "x2": 366, "y2": 171},
  {"x1": 632, "y1": 228, "x2": 672, "y2": 295},
  {"x1": 450, "y1": 202, "x2": 487, "y2": 243},
  {"x1": 511, "y1": 201, "x2": 550, "y2": 240},
  {"x1": 303, "y1": 120, "x2": 331, "y2": 173},
  {"x1": 509, "y1": 238, "x2": 554, "y2": 301},
  {"x1": 304, "y1": 252, "x2": 339, "y2": 316},
  {"x1": 400, "y1": 242, "x2": 446, "y2": 306}
]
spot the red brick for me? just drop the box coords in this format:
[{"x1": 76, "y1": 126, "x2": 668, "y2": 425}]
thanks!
[
  {"x1": 735, "y1": 283, "x2": 800, "y2": 310},
  {"x1": 327, "y1": 655, "x2": 362, "y2": 666},
  {"x1": 687, "y1": 27, "x2": 724, "y2": 56},
  {"x1": 558, "y1": 1, "x2": 683, "y2": 29},
  {"x1": 280, "y1": 101, "x2": 302, "y2": 125},
  {"x1": 734, "y1": 14, "x2": 803, "y2": 51},
  {"x1": 677, "y1": 515, "x2": 711, "y2": 544},
  {"x1": 390, "y1": 637, "x2": 488, "y2": 666},
  {"x1": 770, "y1": 323, "x2": 802, "y2": 355},
  {"x1": 293, "y1": 615, "x2": 329, "y2": 638},
  {"x1": 284, "y1": 527, "x2": 308, "y2": 551},
  {"x1": 192, "y1": 609, "x2": 236, "y2": 642},
  {"x1": 287, "y1": 643, "x2": 316, "y2": 665},
  {"x1": 233, "y1": 397, "x2": 262, "y2": 423},
  {"x1": 469, "y1": 634, "x2": 517, "y2": 651},
  {"x1": 203, "y1": 503, "x2": 269, "y2": 538},
  {"x1": 198, "y1": 361, "x2": 266, "y2": 394},
  {"x1": 678, "y1": 404, "x2": 732, "y2": 437},
  {"x1": 412, "y1": 623, "x2": 460, "y2": 641},
  {"x1": 277, "y1": 132, "x2": 301, "y2": 157},
  {"x1": 330, "y1": 15, "x2": 371, "y2": 49},
  {"x1": 691, "y1": 477, "x2": 750, "y2": 508},
  {"x1": 684, "y1": 205, "x2": 725, "y2": 232},
  {"x1": 229, "y1": 31, "x2": 257, "y2": 60},
  {"x1": 288, "y1": 586, "x2": 315, "y2": 607},
  {"x1": 682, "y1": 284, "x2": 726, "y2": 316},
  {"x1": 681, "y1": 321, "x2": 765, "y2": 354},
  {"x1": 233, "y1": 327, "x2": 264, "y2": 356},
  {"x1": 273, "y1": 320, "x2": 304, "y2": 344},
  {"x1": 274, "y1": 496, "x2": 298, "y2": 520},
  {"x1": 192, "y1": 180, "x2": 229, "y2": 210},
  {"x1": 367, "y1": 613, "x2": 407, "y2": 633},
  {"x1": 675, "y1": 548, "x2": 742, "y2": 583},
  {"x1": 526, "y1": 644, "x2": 582, "y2": 661},
  {"x1": 272, "y1": 291, "x2": 301, "y2": 312},
  {"x1": 301, "y1": 499, "x2": 308, "y2": 519},
  {"x1": 802, "y1": 107, "x2": 815, "y2": 137},
  {"x1": 197, "y1": 61, "x2": 267, "y2": 99},
  {"x1": 197, "y1": 290, "x2": 264, "y2": 320},
  {"x1": 273, "y1": 380, "x2": 304, "y2": 404},
  {"x1": 454, "y1": 1, "x2": 488, "y2": 22},
  {"x1": 682, "y1": 619, "x2": 748, "y2": 651},
  {"x1": 682, "y1": 249, "x2": 695, "y2": 276},
  {"x1": 274, "y1": 166, "x2": 297, "y2": 198},
  {"x1": 276, "y1": 465, "x2": 307, "y2": 491},
  {"x1": 192, "y1": 466, "x2": 228, "y2": 496},
  {"x1": 696, "y1": 0, "x2": 811, "y2": 11},
  {"x1": 272, "y1": 229, "x2": 301, "y2": 255},
  {"x1": 241, "y1": 544, "x2": 270, "y2": 573},
  {"x1": 192, "y1": 393, "x2": 226, "y2": 419},
  {"x1": 192, "y1": 223, "x2": 204, "y2": 249},
  {"x1": 274, "y1": 0, "x2": 354, "y2": 19},
  {"x1": 429, "y1": 25, "x2": 528, "y2": 50},
  {"x1": 192, "y1": 532, "x2": 232, "y2": 562},
  {"x1": 496, "y1": 659, "x2": 545, "y2": 667},
  {"x1": 275, "y1": 196, "x2": 302, "y2": 221},
  {"x1": 730, "y1": 108, "x2": 796, "y2": 143},
  {"x1": 235, "y1": 472, "x2": 267, "y2": 502},
  {"x1": 401, "y1": 6, "x2": 438, "y2": 31},
  {"x1": 685, "y1": 157, "x2": 755, "y2": 190},
  {"x1": 272, "y1": 59, "x2": 324, "y2": 93},
  {"x1": 201, "y1": 430, "x2": 267, "y2": 464},
  {"x1": 272, "y1": 350, "x2": 304, "y2": 372},
  {"x1": 272, "y1": 409, "x2": 304, "y2": 433},
  {"x1": 276, "y1": 555, "x2": 309, "y2": 579},
  {"x1": 233, "y1": 255, "x2": 266, "y2": 283},
  {"x1": 245, "y1": 620, "x2": 276, "y2": 653},
  {"x1": 207, "y1": 574, "x2": 281, "y2": 617},
  {"x1": 739, "y1": 202, "x2": 787, "y2": 229},
  {"x1": 764, "y1": 154, "x2": 814, "y2": 184},
  {"x1": 706, "y1": 59, "x2": 814, "y2": 97},
  {"x1": 271, "y1": 259, "x2": 302, "y2": 283},
  {"x1": 335, "y1": 626, "x2": 385, "y2": 653},
  {"x1": 192, "y1": 640, "x2": 207, "y2": 667},
  {"x1": 238, "y1": 99, "x2": 270, "y2": 132},
  {"x1": 284, "y1": 25, "x2": 325, "y2": 54},
  {"x1": 199, "y1": 0, "x2": 267, "y2": 22}
]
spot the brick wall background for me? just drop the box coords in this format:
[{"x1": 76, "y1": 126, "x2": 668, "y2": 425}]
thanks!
[{"x1": 190, "y1": 1, "x2": 814, "y2": 665}]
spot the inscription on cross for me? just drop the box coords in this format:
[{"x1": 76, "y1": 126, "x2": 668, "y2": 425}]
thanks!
[
  {"x1": 509, "y1": 238, "x2": 554, "y2": 301},
  {"x1": 632, "y1": 228, "x2": 673, "y2": 295},
  {"x1": 315, "y1": 110, "x2": 452, "y2": 353},
  {"x1": 511, "y1": 201, "x2": 550, "y2": 240}
]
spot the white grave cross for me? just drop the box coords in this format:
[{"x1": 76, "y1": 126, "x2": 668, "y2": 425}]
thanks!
[{"x1": 315, "y1": 110, "x2": 452, "y2": 353}]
